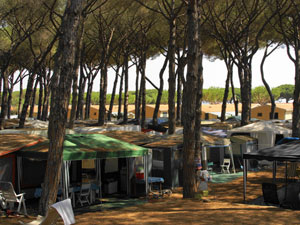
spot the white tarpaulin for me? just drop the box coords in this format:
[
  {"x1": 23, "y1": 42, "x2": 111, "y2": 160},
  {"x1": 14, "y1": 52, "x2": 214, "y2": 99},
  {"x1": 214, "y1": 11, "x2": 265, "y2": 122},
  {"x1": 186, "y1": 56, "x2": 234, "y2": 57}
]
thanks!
[{"x1": 227, "y1": 121, "x2": 292, "y2": 149}]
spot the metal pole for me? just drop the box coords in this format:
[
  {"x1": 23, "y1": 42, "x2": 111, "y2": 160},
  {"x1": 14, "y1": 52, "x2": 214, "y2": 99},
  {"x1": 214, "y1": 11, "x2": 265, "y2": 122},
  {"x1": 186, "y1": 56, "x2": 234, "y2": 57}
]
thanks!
[
  {"x1": 272, "y1": 161, "x2": 277, "y2": 183},
  {"x1": 243, "y1": 159, "x2": 247, "y2": 202}
]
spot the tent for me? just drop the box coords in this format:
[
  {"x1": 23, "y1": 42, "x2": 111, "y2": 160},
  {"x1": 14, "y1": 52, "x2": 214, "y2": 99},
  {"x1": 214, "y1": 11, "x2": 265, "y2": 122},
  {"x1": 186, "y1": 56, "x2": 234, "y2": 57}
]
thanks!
[
  {"x1": 242, "y1": 140, "x2": 300, "y2": 202},
  {"x1": 17, "y1": 133, "x2": 151, "y2": 199},
  {"x1": 0, "y1": 134, "x2": 45, "y2": 189},
  {"x1": 143, "y1": 132, "x2": 235, "y2": 188},
  {"x1": 227, "y1": 121, "x2": 292, "y2": 150}
]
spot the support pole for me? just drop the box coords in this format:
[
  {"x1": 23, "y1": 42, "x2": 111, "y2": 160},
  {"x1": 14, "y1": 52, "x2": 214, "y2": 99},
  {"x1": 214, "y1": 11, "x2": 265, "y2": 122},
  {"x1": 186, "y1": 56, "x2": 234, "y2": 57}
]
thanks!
[
  {"x1": 243, "y1": 159, "x2": 247, "y2": 202},
  {"x1": 272, "y1": 161, "x2": 277, "y2": 183}
]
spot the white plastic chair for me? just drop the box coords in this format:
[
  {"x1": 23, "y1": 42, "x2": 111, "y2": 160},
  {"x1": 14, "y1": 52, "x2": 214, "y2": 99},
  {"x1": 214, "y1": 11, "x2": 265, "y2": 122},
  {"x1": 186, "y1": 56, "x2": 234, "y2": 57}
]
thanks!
[
  {"x1": 220, "y1": 158, "x2": 231, "y2": 174},
  {"x1": 76, "y1": 183, "x2": 91, "y2": 206},
  {"x1": 0, "y1": 181, "x2": 27, "y2": 215}
]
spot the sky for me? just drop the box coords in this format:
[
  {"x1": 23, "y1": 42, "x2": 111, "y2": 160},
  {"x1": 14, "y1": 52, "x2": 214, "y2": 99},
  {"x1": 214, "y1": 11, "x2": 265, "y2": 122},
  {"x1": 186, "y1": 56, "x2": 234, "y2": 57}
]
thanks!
[{"x1": 96, "y1": 46, "x2": 295, "y2": 94}]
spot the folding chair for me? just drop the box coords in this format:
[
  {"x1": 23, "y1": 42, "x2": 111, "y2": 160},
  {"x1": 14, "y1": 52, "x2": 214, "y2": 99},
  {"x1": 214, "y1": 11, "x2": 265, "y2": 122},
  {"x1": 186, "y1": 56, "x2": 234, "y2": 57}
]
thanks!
[
  {"x1": 220, "y1": 158, "x2": 231, "y2": 174},
  {"x1": 76, "y1": 183, "x2": 91, "y2": 206},
  {"x1": 0, "y1": 181, "x2": 27, "y2": 215}
]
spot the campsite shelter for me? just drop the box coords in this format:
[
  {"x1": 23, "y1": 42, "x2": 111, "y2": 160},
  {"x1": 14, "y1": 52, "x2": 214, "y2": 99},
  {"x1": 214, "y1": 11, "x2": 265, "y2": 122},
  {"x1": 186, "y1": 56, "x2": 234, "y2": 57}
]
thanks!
[
  {"x1": 227, "y1": 121, "x2": 292, "y2": 150},
  {"x1": 242, "y1": 140, "x2": 300, "y2": 203},
  {"x1": 17, "y1": 133, "x2": 151, "y2": 200},
  {"x1": 143, "y1": 132, "x2": 235, "y2": 189},
  {"x1": 0, "y1": 134, "x2": 45, "y2": 189}
]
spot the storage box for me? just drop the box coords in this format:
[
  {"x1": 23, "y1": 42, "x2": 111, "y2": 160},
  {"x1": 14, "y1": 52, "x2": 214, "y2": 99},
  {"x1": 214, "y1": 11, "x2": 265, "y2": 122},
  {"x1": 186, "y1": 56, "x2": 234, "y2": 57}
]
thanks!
[{"x1": 104, "y1": 181, "x2": 118, "y2": 194}]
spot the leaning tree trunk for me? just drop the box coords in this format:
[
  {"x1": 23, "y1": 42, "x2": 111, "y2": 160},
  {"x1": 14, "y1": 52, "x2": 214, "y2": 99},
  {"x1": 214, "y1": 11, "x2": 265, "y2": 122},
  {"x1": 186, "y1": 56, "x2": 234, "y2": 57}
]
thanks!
[
  {"x1": 39, "y1": 0, "x2": 83, "y2": 215},
  {"x1": 18, "y1": 76, "x2": 23, "y2": 118},
  {"x1": 19, "y1": 71, "x2": 37, "y2": 128},
  {"x1": 29, "y1": 77, "x2": 39, "y2": 118},
  {"x1": 260, "y1": 46, "x2": 276, "y2": 120},
  {"x1": 221, "y1": 68, "x2": 231, "y2": 122},
  {"x1": 183, "y1": 0, "x2": 199, "y2": 198},
  {"x1": 153, "y1": 55, "x2": 168, "y2": 126},
  {"x1": 230, "y1": 65, "x2": 239, "y2": 116},
  {"x1": 108, "y1": 65, "x2": 120, "y2": 121}
]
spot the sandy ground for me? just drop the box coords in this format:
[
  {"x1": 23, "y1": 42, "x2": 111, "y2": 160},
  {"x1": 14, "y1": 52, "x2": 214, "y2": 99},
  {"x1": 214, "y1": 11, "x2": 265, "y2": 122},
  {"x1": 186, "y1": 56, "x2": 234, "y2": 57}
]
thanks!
[{"x1": 3, "y1": 168, "x2": 300, "y2": 225}]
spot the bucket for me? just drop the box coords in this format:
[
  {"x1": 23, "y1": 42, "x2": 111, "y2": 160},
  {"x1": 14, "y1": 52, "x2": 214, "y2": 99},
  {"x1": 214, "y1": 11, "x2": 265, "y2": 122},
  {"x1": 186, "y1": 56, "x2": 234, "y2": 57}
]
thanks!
[{"x1": 136, "y1": 172, "x2": 144, "y2": 180}]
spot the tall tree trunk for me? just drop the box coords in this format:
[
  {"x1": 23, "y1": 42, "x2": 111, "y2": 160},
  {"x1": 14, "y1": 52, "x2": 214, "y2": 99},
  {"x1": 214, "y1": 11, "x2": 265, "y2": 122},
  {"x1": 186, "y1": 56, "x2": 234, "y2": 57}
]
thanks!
[
  {"x1": 230, "y1": 65, "x2": 238, "y2": 116},
  {"x1": 168, "y1": 17, "x2": 176, "y2": 134},
  {"x1": 29, "y1": 76, "x2": 39, "y2": 118},
  {"x1": 42, "y1": 69, "x2": 51, "y2": 121},
  {"x1": 135, "y1": 62, "x2": 140, "y2": 123},
  {"x1": 117, "y1": 70, "x2": 124, "y2": 120},
  {"x1": 140, "y1": 53, "x2": 146, "y2": 128},
  {"x1": 292, "y1": 49, "x2": 300, "y2": 137},
  {"x1": 0, "y1": 72, "x2": 8, "y2": 129},
  {"x1": 37, "y1": 73, "x2": 43, "y2": 120},
  {"x1": 69, "y1": 17, "x2": 84, "y2": 129},
  {"x1": 39, "y1": 0, "x2": 83, "y2": 215},
  {"x1": 260, "y1": 45, "x2": 276, "y2": 119},
  {"x1": 195, "y1": 50, "x2": 203, "y2": 166},
  {"x1": 98, "y1": 65, "x2": 108, "y2": 125},
  {"x1": 19, "y1": 71, "x2": 37, "y2": 127},
  {"x1": 123, "y1": 54, "x2": 129, "y2": 123},
  {"x1": 76, "y1": 47, "x2": 86, "y2": 120},
  {"x1": 176, "y1": 58, "x2": 185, "y2": 123},
  {"x1": 153, "y1": 55, "x2": 168, "y2": 126},
  {"x1": 238, "y1": 64, "x2": 252, "y2": 126},
  {"x1": 85, "y1": 76, "x2": 93, "y2": 120},
  {"x1": 7, "y1": 74, "x2": 14, "y2": 119},
  {"x1": 108, "y1": 66, "x2": 120, "y2": 121},
  {"x1": 18, "y1": 76, "x2": 23, "y2": 118},
  {"x1": 183, "y1": 0, "x2": 199, "y2": 198},
  {"x1": 221, "y1": 68, "x2": 231, "y2": 122}
]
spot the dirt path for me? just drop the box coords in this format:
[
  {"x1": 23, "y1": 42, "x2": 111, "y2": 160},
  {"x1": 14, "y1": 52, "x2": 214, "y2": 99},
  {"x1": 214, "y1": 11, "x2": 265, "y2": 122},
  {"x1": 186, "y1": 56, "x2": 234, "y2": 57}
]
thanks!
[{"x1": 4, "y1": 169, "x2": 300, "y2": 224}]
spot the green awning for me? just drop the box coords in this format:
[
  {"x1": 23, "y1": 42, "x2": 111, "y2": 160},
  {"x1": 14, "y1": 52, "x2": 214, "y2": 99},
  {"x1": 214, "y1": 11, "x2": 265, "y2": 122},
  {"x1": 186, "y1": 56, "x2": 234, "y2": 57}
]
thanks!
[{"x1": 17, "y1": 133, "x2": 149, "y2": 160}]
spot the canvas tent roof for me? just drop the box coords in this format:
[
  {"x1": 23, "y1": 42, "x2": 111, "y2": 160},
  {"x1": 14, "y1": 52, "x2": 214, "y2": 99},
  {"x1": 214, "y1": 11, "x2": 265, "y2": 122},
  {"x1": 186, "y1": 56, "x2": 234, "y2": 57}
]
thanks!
[
  {"x1": 227, "y1": 121, "x2": 291, "y2": 135},
  {"x1": 227, "y1": 121, "x2": 292, "y2": 149},
  {"x1": 0, "y1": 134, "x2": 45, "y2": 157},
  {"x1": 17, "y1": 133, "x2": 149, "y2": 160},
  {"x1": 97, "y1": 130, "x2": 161, "y2": 146},
  {"x1": 143, "y1": 133, "x2": 231, "y2": 149},
  {"x1": 230, "y1": 135, "x2": 257, "y2": 144},
  {"x1": 243, "y1": 140, "x2": 300, "y2": 162}
]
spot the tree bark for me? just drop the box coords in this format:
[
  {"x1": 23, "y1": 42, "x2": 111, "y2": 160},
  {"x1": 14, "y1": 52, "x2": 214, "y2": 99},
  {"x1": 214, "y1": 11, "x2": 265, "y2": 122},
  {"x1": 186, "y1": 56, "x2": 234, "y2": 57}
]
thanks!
[
  {"x1": 29, "y1": 76, "x2": 39, "y2": 118},
  {"x1": 183, "y1": 0, "x2": 199, "y2": 198},
  {"x1": 123, "y1": 54, "x2": 129, "y2": 123},
  {"x1": 7, "y1": 74, "x2": 14, "y2": 119},
  {"x1": 76, "y1": 46, "x2": 86, "y2": 120},
  {"x1": 221, "y1": 67, "x2": 231, "y2": 122},
  {"x1": 168, "y1": 16, "x2": 176, "y2": 134},
  {"x1": 108, "y1": 65, "x2": 120, "y2": 121},
  {"x1": 117, "y1": 70, "x2": 124, "y2": 120},
  {"x1": 37, "y1": 73, "x2": 43, "y2": 120},
  {"x1": 135, "y1": 61, "x2": 140, "y2": 123},
  {"x1": 153, "y1": 55, "x2": 168, "y2": 126},
  {"x1": 98, "y1": 65, "x2": 108, "y2": 125},
  {"x1": 39, "y1": 0, "x2": 83, "y2": 215},
  {"x1": 18, "y1": 76, "x2": 23, "y2": 118},
  {"x1": 0, "y1": 72, "x2": 9, "y2": 129}
]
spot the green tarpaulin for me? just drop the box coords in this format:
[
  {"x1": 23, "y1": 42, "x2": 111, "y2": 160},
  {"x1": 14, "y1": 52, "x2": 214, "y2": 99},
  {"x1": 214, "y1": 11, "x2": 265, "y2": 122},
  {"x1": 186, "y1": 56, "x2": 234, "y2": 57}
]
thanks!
[{"x1": 17, "y1": 133, "x2": 149, "y2": 160}]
